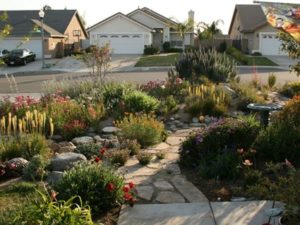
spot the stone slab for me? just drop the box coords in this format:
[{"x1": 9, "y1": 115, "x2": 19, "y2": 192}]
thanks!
[
  {"x1": 156, "y1": 191, "x2": 185, "y2": 203},
  {"x1": 136, "y1": 186, "x2": 154, "y2": 201},
  {"x1": 149, "y1": 142, "x2": 170, "y2": 151},
  {"x1": 171, "y1": 175, "x2": 208, "y2": 202},
  {"x1": 153, "y1": 180, "x2": 174, "y2": 191},
  {"x1": 118, "y1": 203, "x2": 214, "y2": 225},
  {"x1": 211, "y1": 201, "x2": 280, "y2": 225},
  {"x1": 165, "y1": 136, "x2": 184, "y2": 146}
]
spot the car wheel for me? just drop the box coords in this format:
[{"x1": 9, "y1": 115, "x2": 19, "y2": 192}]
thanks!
[{"x1": 23, "y1": 59, "x2": 27, "y2": 65}]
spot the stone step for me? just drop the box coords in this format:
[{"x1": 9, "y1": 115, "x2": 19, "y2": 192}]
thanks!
[
  {"x1": 117, "y1": 201, "x2": 280, "y2": 225},
  {"x1": 117, "y1": 203, "x2": 215, "y2": 225}
]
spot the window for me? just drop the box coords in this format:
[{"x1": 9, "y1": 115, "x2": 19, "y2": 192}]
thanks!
[
  {"x1": 122, "y1": 35, "x2": 130, "y2": 38},
  {"x1": 132, "y1": 35, "x2": 141, "y2": 38},
  {"x1": 111, "y1": 35, "x2": 119, "y2": 38},
  {"x1": 73, "y1": 30, "x2": 81, "y2": 37},
  {"x1": 171, "y1": 40, "x2": 183, "y2": 47},
  {"x1": 99, "y1": 35, "x2": 108, "y2": 38}
]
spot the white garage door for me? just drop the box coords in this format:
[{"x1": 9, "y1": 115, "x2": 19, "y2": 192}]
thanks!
[
  {"x1": 98, "y1": 34, "x2": 144, "y2": 54},
  {"x1": 0, "y1": 39, "x2": 43, "y2": 58},
  {"x1": 260, "y1": 33, "x2": 286, "y2": 56}
]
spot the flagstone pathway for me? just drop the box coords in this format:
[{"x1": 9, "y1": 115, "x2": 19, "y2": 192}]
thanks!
[{"x1": 117, "y1": 128, "x2": 281, "y2": 225}]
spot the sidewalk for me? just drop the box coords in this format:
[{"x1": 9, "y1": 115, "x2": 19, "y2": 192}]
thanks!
[{"x1": 117, "y1": 128, "x2": 281, "y2": 225}]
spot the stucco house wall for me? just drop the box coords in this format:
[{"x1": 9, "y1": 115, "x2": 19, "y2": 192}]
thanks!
[
  {"x1": 252, "y1": 24, "x2": 278, "y2": 52},
  {"x1": 64, "y1": 14, "x2": 87, "y2": 45},
  {"x1": 129, "y1": 11, "x2": 165, "y2": 29}
]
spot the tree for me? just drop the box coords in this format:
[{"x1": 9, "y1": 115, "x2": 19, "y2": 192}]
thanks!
[
  {"x1": 43, "y1": 5, "x2": 52, "y2": 11},
  {"x1": 169, "y1": 18, "x2": 194, "y2": 51},
  {"x1": 0, "y1": 12, "x2": 12, "y2": 66},
  {"x1": 278, "y1": 31, "x2": 300, "y2": 76},
  {"x1": 197, "y1": 19, "x2": 223, "y2": 49}
]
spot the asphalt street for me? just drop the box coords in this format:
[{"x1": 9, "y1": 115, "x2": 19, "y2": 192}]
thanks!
[{"x1": 0, "y1": 67, "x2": 299, "y2": 93}]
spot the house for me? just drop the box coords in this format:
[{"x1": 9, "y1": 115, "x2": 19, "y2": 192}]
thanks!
[
  {"x1": 229, "y1": 4, "x2": 287, "y2": 55},
  {"x1": 0, "y1": 10, "x2": 88, "y2": 58},
  {"x1": 87, "y1": 7, "x2": 195, "y2": 54}
]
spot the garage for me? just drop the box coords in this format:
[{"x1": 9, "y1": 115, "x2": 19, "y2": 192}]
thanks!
[
  {"x1": 88, "y1": 13, "x2": 152, "y2": 55},
  {"x1": 98, "y1": 34, "x2": 145, "y2": 54},
  {"x1": 0, "y1": 38, "x2": 43, "y2": 58},
  {"x1": 259, "y1": 33, "x2": 286, "y2": 56}
]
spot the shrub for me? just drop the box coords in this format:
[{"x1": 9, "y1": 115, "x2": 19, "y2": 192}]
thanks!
[
  {"x1": 115, "y1": 113, "x2": 165, "y2": 147},
  {"x1": 230, "y1": 82, "x2": 265, "y2": 112},
  {"x1": 218, "y1": 41, "x2": 227, "y2": 53},
  {"x1": 175, "y1": 48, "x2": 237, "y2": 82},
  {"x1": 254, "y1": 97, "x2": 300, "y2": 162},
  {"x1": 268, "y1": 73, "x2": 277, "y2": 89},
  {"x1": 157, "y1": 95, "x2": 179, "y2": 117},
  {"x1": 167, "y1": 48, "x2": 183, "y2": 53},
  {"x1": 0, "y1": 134, "x2": 50, "y2": 161},
  {"x1": 102, "y1": 82, "x2": 135, "y2": 114},
  {"x1": 74, "y1": 143, "x2": 103, "y2": 159},
  {"x1": 144, "y1": 45, "x2": 159, "y2": 55},
  {"x1": 137, "y1": 152, "x2": 153, "y2": 165},
  {"x1": 23, "y1": 155, "x2": 49, "y2": 181},
  {"x1": 110, "y1": 149, "x2": 130, "y2": 166},
  {"x1": 185, "y1": 84, "x2": 230, "y2": 117},
  {"x1": 162, "y1": 42, "x2": 170, "y2": 52},
  {"x1": 251, "y1": 52, "x2": 262, "y2": 56},
  {"x1": 226, "y1": 47, "x2": 248, "y2": 65},
  {"x1": 120, "y1": 139, "x2": 141, "y2": 156},
  {"x1": 180, "y1": 117, "x2": 260, "y2": 179},
  {"x1": 1, "y1": 190, "x2": 93, "y2": 225},
  {"x1": 124, "y1": 90, "x2": 160, "y2": 114},
  {"x1": 280, "y1": 81, "x2": 300, "y2": 98},
  {"x1": 54, "y1": 161, "x2": 125, "y2": 214}
]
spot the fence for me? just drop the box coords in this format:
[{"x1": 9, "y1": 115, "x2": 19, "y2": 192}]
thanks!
[{"x1": 194, "y1": 38, "x2": 248, "y2": 53}]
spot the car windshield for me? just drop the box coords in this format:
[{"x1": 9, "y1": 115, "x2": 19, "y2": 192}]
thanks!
[{"x1": 10, "y1": 50, "x2": 23, "y2": 56}]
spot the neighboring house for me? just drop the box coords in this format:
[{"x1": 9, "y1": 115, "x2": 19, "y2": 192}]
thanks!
[
  {"x1": 229, "y1": 4, "x2": 287, "y2": 55},
  {"x1": 87, "y1": 7, "x2": 195, "y2": 54},
  {"x1": 0, "y1": 10, "x2": 88, "y2": 58}
]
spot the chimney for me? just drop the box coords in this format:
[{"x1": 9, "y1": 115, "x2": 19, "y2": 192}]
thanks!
[{"x1": 188, "y1": 10, "x2": 194, "y2": 22}]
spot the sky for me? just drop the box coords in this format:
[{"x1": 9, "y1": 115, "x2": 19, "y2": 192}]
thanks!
[{"x1": 0, "y1": 0, "x2": 299, "y2": 34}]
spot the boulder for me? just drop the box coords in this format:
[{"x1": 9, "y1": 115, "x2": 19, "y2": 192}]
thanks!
[
  {"x1": 102, "y1": 126, "x2": 119, "y2": 134},
  {"x1": 57, "y1": 142, "x2": 76, "y2": 153},
  {"x1": 72, "y1": 136, "x2": 94, "y2": 146},
  {"x1": 50, "y1": 152, "x2": 87, "y2": 171}
]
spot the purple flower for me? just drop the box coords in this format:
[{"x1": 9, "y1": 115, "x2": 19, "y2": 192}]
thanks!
[{"x1": 195, "y1": 134, "x2": 203, "y2": 144}]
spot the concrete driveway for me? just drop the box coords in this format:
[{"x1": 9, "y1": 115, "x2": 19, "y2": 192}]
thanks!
[{"x1": 265, "y1": 55, "x2": 298, "y2": 67}]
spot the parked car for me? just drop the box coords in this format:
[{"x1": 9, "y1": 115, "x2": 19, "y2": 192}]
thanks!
[
  {"x1": 4, "y1": 49, "x2": 36, "y2": 66},
  {"x1": 0, "y1": 49, "x2": 9, "y2": 59}
]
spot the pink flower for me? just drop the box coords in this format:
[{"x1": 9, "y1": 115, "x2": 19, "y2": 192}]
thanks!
[
  {"x1": 243, "y1": 159, "x2": 253, "y2": 166},
  {"x1": 0, "y1": 169, "x2": 5, "y2": 176}
]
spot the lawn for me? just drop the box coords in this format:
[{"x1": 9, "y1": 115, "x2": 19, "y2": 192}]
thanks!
[
  {"x1": 135, "y1": 53, "x2": 180, "y2": 67},
  {"x1": 246, "y1": 56, "x2": 278, "y2": 66}
]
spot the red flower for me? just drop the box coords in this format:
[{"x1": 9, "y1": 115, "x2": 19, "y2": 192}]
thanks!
[
  {"x1": 0, "y1": 169, "x2": 5, "y2": 176},
  {"x1": 129, "y1": 198, "x2": 137, "y2": 207},
  {"x1": 124, "y1": 192, "x2": 133, "y2": 201},
  {"x1": 95, "y1": 157, "x2": 100, "y2": 163},
  {"x1": 106, "y1": 182, "x2": 115, "y2": 192},
  {"x1": 99, "y1": 147, "x2": 106, "y2": 155},
  {"x1": 128, "y1": 181, "x2": 135, "y2": 189},
  {"x1": 237, "y1": 148, "x2": 244, "y2": 155},
  {"x1": 123, "y1": 185, "x2": 130, "y2": 192}
]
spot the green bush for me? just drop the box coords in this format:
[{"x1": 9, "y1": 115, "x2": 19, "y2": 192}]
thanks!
[
  {"x1": 162, "y1": 42, "x2": 170, "y2": 52},
  {"x1": 226, "y1": 47, "x2": 248, "y2": 65},
  {"x1": 280, "y1": 82, "x2": 300, "y2": 98},
  {"x1": 115, "y1": 113, "x2": 165, "y2": 147},
  {"x1": 157, "y1": 95, "x2": 179, "y2": 117},
  {"x1": 102, "y1": 82, "x2": 135, "y2": 114},
  {"x1": 120, "y1": 139, "x2": 141, "y2": 156},
  {"x1": 124, "y1": 90, "x2": 160, "y2": 114},
  {"x1": 137, "y1": 152, "x2": 153, "y2": 165},
  {"x1": 74, "y1": 143, "x2": 102, "y2": 159},
  {"x1": 175, "y1": 49, "x2": 237, "y2": 82},
  {"x1": 180, "y1": 117, "x2": 260, "y2": 179},
  {"x1": 110, "y1": 149, "x2": 130, "y2": 166},
  {"x1": 23, "y1": 155, "x2": 49, "y2": 181},
  {"x1": 144, "y1": 45, "x2": 159, "y2": 55},
  {"x1": 0, "y1": 134, "x2": 50, "y2": 161},
  {"x1": 1, "y1": 190, "x2": 93, "y2": 225},
  {"x1": 54, "y1": 162, "x2": 125, "y2": 214},
  {"x1": 254, "y1": 97, "x2": 300, "y2": 162}
]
